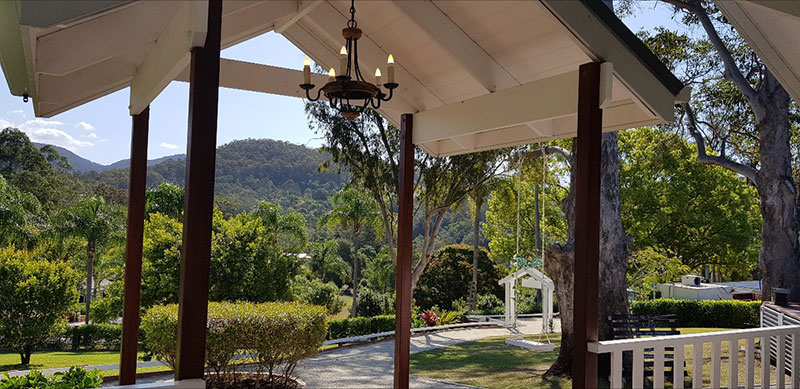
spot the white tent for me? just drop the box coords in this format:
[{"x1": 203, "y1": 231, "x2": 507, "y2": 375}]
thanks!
[{"x1": 498, "y1": 267, "x2": 554, "y2": 332}]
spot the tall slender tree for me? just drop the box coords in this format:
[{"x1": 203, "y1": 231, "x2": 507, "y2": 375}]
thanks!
[{"x1": 57, "y1": 197, "x2": 122, "y2": 324}]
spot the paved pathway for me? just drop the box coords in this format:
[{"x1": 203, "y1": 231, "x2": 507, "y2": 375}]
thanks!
[{"x1": 295, "y1": 317, "x2": 560, "y2": 388}]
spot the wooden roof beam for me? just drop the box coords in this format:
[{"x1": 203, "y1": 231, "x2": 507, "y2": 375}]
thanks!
[{"x1": 392, "y1": 0, "x2": 518, "y2": 92}]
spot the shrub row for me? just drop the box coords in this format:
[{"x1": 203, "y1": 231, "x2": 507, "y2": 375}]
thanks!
[
  {"x1": 631, "y1": 298, "x2": 761, "y2": 328},
  {"x1": 0, "y1": 367, "x2": 102, "y2": 388},
  {"x1": 66, "y1": 324, "x2": 122, "y2": 351},
  {"x1": 141, "y1": 301, "x2": 327, "y2": 381},
  {"x1": 327, "y1": 315, "x2": 394, "y2": 340}
]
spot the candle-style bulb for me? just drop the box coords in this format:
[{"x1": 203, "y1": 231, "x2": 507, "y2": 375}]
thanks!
[
  {"x1": 302, "y1": 56, "x2": 311, "y2": 84},
  {"x1": 339, "y1": 46, "x2": 348, "y2": 77},
  {"x1": 340, "y1": 46, "x2": 348, "y2": 56},
  {"x1": 387, "y1": 54, "x2": 395, "y2": 83},
  {"x1": 387, "y1": 54, "x2": 394, "y2": 64},
  {"x1": 328, "y1": 67, "x2": 336, "y2": 82},
  {"x1": 375, "y1": 68, "x2": 382, "y2": 85}
]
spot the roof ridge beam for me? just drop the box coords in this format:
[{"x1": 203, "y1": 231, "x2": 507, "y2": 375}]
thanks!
[{"x1": 392, "y1": 0, "x2": 518, "y2": 92}]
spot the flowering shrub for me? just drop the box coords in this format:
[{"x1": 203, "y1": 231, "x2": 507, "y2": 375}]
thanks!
[
  {"x1": 141, "y1": 301, "x2": 327, "y2": 383},
  {"x1": 420, "y1": 310, "x2": 439, "y2": 326}
]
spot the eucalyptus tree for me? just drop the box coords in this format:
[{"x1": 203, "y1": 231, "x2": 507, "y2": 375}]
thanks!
[
  {"x1": 636, "y1": 0, "x2": 800, "y2": 299},
  {"x1": 57, "y1": 196, "x2": 123, "y2": 324}
]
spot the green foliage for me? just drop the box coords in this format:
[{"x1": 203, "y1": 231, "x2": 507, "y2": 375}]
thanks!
[
  {"x1": 294, "y1": 278, "x2": 345, "y2": 316},
  {"x1": 0, "y1": 174, "x2": 44, "y2": 248},
  {"x1": 210, "y1": 202, "x2": 307, "y2": 302},
  {"x1": 0, "y1": 248, "x2": 79, "y2": 365},
  {"x1": 145, "y1": 182, "x2": 184, "y2": 220},
  {"x1": 619, "y1": 128, "x2": 761, "y2": 276},
  {"x1": 360, "y1": 251, "x2": 394, "y2": 294},
  {"x1": 307, "y1": 241, "x2": 350, "y2": 283},
  {"x1": 355, "y1": 288, "x2": 394, "y2": 317},
  {"x1": 414, "y1": 245, "x2": 504, "y2": 311},
  {"x1": 631, "y1": 298, "x2": 761, "y2": 328},
  {"x1": 327, "y1": 315, "x2": 395, "y2": 340},
  {"x1": 66, "y1": 324, "x2": 122, "y2": 351},
  {"x1": 141, "y1": 213, "x2": 183, "y2": 307},
  {"x1": 0, "y1": 367, "x2": 102, "y2": 389},
  {"x1": 627, "y1": 247, "x2": 690, "y2": 298},
  {"x1": 89, "y1": 280, "x2": 124, "y2": 324},
  {"x1": 141, "y1": 301, "x2": 327, "y2": 380},
  {"x1": 454, "y1": 293, "x2": 504, "y2": 315}
]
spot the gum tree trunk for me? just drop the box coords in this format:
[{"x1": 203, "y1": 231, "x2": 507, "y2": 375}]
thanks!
[
  {"x1": 544, "y1": 132, "x2": 630, "y2": 378},
  {"x1": 85, "y1": 240, "x2": 95, "y2": 324}
]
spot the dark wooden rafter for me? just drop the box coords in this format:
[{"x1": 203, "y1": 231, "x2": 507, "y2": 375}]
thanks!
[
  {"x1": 119, "y1": 106, "x2": 149, "y2": 385},
  {"x1": 175, "y1": 0, "x2": 222, "y2": 381},
  {"x1": 572, "y1": 62, "x2": 603, "y2": 389},
  {"x1": 394, "y1": 114, "x2": 414, "y2": 389}
]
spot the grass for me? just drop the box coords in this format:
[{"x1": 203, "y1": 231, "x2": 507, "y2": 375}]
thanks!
[
  {"x1": 410, "y1": 327, "x2": 790, "y2": 389},
  {"x1": 410, "y1": 333, "x2": 569, "y2": 389},
  {"x1": 0, "y1": 350, "x2": 172, "y2": 378},
  {"x1": 332, "y1": 295, "x2": 353, "y2": 320}
]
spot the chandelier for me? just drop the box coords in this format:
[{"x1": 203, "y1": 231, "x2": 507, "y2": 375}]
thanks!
[{"x1": 300, "y1": 0, "x2": 398, "y2": 121}]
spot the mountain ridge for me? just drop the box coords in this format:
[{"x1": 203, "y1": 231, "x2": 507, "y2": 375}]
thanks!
[{"x1": 34, "y1": 143, "x2": 184, "y2": 173}]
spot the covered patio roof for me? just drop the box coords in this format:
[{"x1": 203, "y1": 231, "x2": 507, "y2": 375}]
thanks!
[
  {"x1": 0, "y1": 0, "x2": 686, "y2": 156},
  {"x1": 714, "y1": 0, "x2": 800, "y2": 103}
]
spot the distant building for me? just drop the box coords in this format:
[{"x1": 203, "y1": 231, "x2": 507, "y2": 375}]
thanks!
[{"x1": 656, "y1": 275, "x2": 762, "y2": 301}]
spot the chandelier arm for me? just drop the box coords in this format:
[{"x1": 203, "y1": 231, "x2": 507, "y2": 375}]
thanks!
[
  {"x1": 379, "y1": 87, "x2": 394, "y2": 102},
  {"x1": 305, "y1": 87, "x2": 322, "y2": 102},
  {"x1": 370, "y1": 96, "x2": 382, "y2": 109}
]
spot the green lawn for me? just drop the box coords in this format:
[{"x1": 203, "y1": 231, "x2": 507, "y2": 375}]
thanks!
[
  {"x1": 410, "y1": 328, "x2": 785, "y2": 389},
  {"x1": 332, "y1": 295, "x2": 354, "y2": 319},
  {"x1": 0, "y1": 350, "x2": 171, "y2": 378}
]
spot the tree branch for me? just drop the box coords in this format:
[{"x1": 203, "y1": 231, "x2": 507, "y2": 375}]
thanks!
[
  {"x1": 513, "y1": 146, "x2": 573, "y2": 166},
  {"x1": 684, "y1": 103, "x2": 758, "y2": 183}
]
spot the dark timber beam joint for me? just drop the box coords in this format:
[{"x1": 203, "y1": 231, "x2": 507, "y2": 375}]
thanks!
[
  {"x1": 175, "y1": 0, "x2": 222, "y2": 382},
  {"x1": 119, "y1": 107, "x2": 149, "y2": 385},
  {"x1": 572, "y1": 62, "x2": 603, "y2": 389},
  {"x1": 394, "y1": 114, "x2": 414, "y2": 389}
]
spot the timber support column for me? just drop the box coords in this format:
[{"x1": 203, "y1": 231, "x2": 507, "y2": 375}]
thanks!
[
  {"x1": 572, "y1": 62, "x2": 603, "y2": 388},
  {"x1": 175, "y1": 0, "x2": 222, "y2": 382},
  {"x1": 394, "y1": 114, "x2": 414, "y2": 389},
  {"x1": 119, "y1": 107, "x2": 149, "y2": 385}
]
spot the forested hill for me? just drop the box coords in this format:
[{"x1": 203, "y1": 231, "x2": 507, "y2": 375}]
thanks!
[{"x1": 77, "y1": 138, "x2": 348, "y2": 224}]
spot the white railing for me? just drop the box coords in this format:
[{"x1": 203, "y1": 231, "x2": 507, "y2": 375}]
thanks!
[{"x1": 587, "y1": 325, "x2": 800, "y2": 389}]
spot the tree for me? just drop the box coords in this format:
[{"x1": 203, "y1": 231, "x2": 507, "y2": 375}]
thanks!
[
  {"x1": 307, "y1": 241, "x2": 350, "y2": 283},
  {"x1": 56, "y1": 197, "x2": 123, "y2": 324},
  {"x1": 145, "y1": 182, "x2": 185, "y2": 220},
  {"x1": 619, "y1": 127, "x2": 761, "y2": 278},
  {"x1": 627, "y1": 247, "x2": 690, "y2": 298},
  {"x1": 322, "y1": 187, "x2": 378, "y2": 317},
  {"x1": 361, "y1": 250, "x2": 394, "y2": 294},
  {"x1": 141, "y1": 213, "x2": 183, "y2": 308},
  {"x1": 641, "y1": 0, "x2": 800, "y2": 300},
  {"x1": 0, "y1": 247, "x2": 79, "y2": 365},
  {"x1": 0, "y1": 174, "x2": 44, "y2": 249},
  {"x1": 210, "y1": 202, "x2": 307, "y2": 302}
]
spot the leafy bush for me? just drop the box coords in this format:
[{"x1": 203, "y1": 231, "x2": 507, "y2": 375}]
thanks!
[
  {"x1": 0, "y1": 248, "x2": 79, "y2": 365},
  {"x1": 631, "y1": 298, "x2": 760, "y2": 328},
  {"x1": 66, "y1": 324, "x2": 122, "y2": 351},
  {"x1": 0, "y1": 367, "x2": 102, "y2": 388},
  {"x1": 438, "y1": 311, "x2": 460, "y2": 325},
  {"x1": 295, "y1": 279, "x2": 345, "y2": 316},
  {"x1": 89, "y1": 280, "x2": 124, "y2": 324},
  {"x1": 327, "y1": 315, "x2": 395, "y2": 340},
  {"x1": 141, "y1": 301, "x2": 327, "y2": 382},
  {"x1": 356, "y1": 288, "x2": 394, "y2": 317},
  {"x1": 414, "y1": 245, "x2": 504, "y2": 311}
]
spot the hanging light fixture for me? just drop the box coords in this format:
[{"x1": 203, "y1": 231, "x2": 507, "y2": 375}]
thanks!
[{"x1": 300, "y1": 0, "x2": 398, "y2": 121}]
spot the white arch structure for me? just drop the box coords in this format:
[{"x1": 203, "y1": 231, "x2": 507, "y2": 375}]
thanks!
[{"x1": 498, "y1": 267, "x2": 554, "y2": 331}]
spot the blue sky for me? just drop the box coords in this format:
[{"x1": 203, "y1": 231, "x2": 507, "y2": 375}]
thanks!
[{"x1": 0, "y1": 2, "x2": 683, "y2": 165}]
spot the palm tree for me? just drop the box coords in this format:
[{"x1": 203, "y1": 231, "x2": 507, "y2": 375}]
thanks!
[
  {"x1": 308, "y1": 241, "x2": 350, "y2": 282},
  {"x1": 58, "y1": 196, "x2": 122, "y2": 324},
  {"x1": 322, "y1": 187, "x2": 378, "y2": 317}
]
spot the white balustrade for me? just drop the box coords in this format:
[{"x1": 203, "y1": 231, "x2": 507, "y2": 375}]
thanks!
[{"x1": 587, "y1": 325, "x2": 800, "y2": 389}]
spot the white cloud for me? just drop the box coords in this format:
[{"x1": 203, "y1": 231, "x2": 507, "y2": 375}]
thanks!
[
  {"x1": 76, "y1": 121, "x2": 95, "y2": 131},
  {"x1": 84, "y1": 132, "x2": 98, "y2": 139},
  {"x1": 160, "y1": 142, "x2": 179, "y2": 150},
  {"x1": 11, "y1": 109, "x2": 24, "y2": 116},
  {"x1": 0, "y1": 118, "x2": 93, "y2": 151}
]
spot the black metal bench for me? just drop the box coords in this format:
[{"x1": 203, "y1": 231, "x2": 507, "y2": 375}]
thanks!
[{"x1": 610, "y1": 314, "x2": 682, "y2": 382}]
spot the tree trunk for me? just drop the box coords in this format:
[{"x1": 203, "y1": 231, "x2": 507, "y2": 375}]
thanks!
[
  {"x1": 534, "y1": 184, "x2": 542, "y2": 254},
  {"x1": 544, "y1": 133, "x2": 630, "y2": 378},
  {"x1": 351, "y1": 228, "x2": 361, "y2": 318},
  {"x1": 85, "y1": 240, "x2": 94, "y2": 325},
  {"x1": 753, "y1": 73, "x2": 800, "y2": 301},
  {"x1": 470, "y1": 193, "x2": 483, "y2": 311},
  {"x1": 20, "y1": 348, "x2": 31, "y2": 365}
]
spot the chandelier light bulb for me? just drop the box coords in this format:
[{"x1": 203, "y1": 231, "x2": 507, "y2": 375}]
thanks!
[
  {"x1": 303, "y1": 56, "x2": 311, "y2": 66},
  {"x1": 302, "y1": 56, "x2": 311, "y2": 84},
  {"x1": 387, "y1": 54, "x2": 395, "y2": 83},
  {"x1": 387, "y1": 54, "x2": 394, "y2": 64},
  {"x1": 375, "y1": 68, "x2": 382, "y2": 85},
  {"x1": 328, "y1": 67, "x2": 336, "y2": 82},
  {"x1": 339, "y1": 46, "x2": 348, "y2": 76}
]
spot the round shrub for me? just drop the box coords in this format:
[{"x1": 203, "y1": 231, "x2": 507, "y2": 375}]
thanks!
[
  {"x1": 141, "y1": 301, "x2": 327, "y2": 381},
  {"x1": 355, "y1": 288, "x2": 394, "y2": 317},
  {"x1": 295, "y1": 279, "x2": 346, "y2": 316}
]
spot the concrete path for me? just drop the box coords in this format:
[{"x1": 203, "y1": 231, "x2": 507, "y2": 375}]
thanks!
[{"x1": 295, "y1": 317, "x2": 560, "y2": 388}]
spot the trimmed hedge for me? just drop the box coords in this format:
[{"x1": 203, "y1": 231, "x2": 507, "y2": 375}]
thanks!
[
  {"x1": 66, "y1": 324, "x2": 122, "y2": 351},
  {"x1": 141, "y1": 301, "x2": 327, "y2": 380},
  {"x1": 327, "y1": 315, "x2": 394, "y2": 340},
  {"x1": 631, "y1": 298, "x2": 760, "y2": 328}
]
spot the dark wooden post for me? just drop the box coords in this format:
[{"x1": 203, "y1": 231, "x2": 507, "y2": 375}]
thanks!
[
  {"x1": 572, "y1": 62, "x2": 602, "y2": 389},
  {"x1": 175, "y1": 0, "x2": 222, "y2": 381},
  {"x1": 119, "y1": 106, "x2": 149, "y2": 385},
  {"x1": 394, "y1": 114, "x2": 414, "y2": 389}
]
